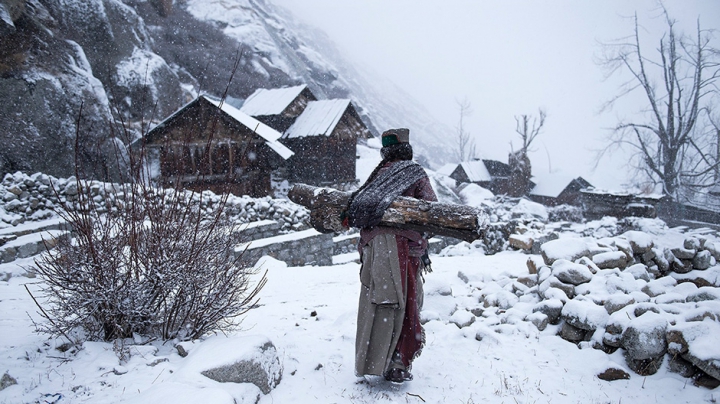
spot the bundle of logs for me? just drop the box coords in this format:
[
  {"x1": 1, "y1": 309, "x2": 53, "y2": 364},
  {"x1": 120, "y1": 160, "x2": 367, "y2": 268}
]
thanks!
[{"x1": 287, "y1": 184, "x2": 490, "y2": 242}]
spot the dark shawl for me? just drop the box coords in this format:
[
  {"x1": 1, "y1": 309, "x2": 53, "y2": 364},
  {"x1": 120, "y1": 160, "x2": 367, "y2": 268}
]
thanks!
[{"x1": 347, "y1": 160, "x2": 427, "y2": 229}]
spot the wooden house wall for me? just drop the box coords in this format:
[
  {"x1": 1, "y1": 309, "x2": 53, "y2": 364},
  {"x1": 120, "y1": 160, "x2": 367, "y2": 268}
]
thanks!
[
  {"x1": 144, "y1": 99, "x2": 274, "y2": 197},
  {"x1": 336, "y1": 106, "x2": 371, "y2": 140},
  {"x1": 282, "y1": 135, "x2": 355, "y2": 184},
  {"x1": 282, "y1": 87, "x2": 317, "y2": 117},
  {"x1": 279, "y1": 106, "x2": 366, "y2": 185}
]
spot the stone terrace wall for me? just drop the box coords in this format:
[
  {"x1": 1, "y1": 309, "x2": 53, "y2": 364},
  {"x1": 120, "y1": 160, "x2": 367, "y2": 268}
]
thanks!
[{"x1": 0, "y1": 171, "x2": 310, "y2": 231}]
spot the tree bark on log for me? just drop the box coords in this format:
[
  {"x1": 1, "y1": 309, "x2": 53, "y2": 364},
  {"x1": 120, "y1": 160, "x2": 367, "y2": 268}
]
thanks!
[{"x1": 287, "y1": 183, "x2": 489, "y2": 242}]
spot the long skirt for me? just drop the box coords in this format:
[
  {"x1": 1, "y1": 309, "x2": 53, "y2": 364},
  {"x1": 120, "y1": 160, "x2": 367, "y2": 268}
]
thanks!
[{"x1": 355, "y1": 233, "x2": 424, "y2": 376}]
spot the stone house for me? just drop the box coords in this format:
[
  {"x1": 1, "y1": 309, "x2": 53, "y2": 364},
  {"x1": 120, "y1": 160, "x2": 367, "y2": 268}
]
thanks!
[{"x1": 135, "y1": 95, "x2": 293, "y2": 197}]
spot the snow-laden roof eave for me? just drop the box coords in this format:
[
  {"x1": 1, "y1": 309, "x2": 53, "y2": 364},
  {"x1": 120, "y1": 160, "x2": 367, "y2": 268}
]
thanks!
[
  {"x1": 239, "y1": 84, "x2": 307, "y2": 116},
  {"x1": 284, "y1": 99, "x2": 350, "y2": 139},
  {"x1": 130, "y1": 96, "x2": 201, "y2": 148},
  {"x1": 459, "y1": 161, "x2": 492, "y2": 182},
  {"x1": 204, "y1": 96, "x2": 294, "y2": 160}
]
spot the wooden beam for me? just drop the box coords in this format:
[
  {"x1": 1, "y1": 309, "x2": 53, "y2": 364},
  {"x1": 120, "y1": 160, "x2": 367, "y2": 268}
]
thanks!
[{"x1": 288, "y1": 184, "x2": 489, "y2": 242}]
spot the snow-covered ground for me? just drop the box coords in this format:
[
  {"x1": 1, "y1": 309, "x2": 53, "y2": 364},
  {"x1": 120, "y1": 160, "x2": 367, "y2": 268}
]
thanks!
[{"x1": 1, "y1": 227, "x2": 717, "y2": 403}]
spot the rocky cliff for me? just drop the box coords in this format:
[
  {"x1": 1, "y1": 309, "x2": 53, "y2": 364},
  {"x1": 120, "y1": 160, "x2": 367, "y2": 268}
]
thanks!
[{"x1": 0, "y1": 0, "x2": 454, "y2": 179}]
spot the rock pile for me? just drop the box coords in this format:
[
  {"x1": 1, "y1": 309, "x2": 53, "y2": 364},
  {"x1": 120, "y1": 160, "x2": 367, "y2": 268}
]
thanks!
[
  {"x1": 526, "y1": 228, "x2": 720, "y2": 386},
  {"x1": 0, "y1": 171, "x2": 309, "y2": 232}
]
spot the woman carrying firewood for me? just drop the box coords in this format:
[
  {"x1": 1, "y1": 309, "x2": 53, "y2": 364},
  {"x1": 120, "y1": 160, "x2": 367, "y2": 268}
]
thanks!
[{"x1": 343, "y1": 128, "x2": 437, "y2": 383}]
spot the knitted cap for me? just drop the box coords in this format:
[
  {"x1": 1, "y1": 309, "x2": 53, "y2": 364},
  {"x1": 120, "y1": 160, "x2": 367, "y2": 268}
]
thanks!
[{"x1": 381, "y1": 128, "x2": 410, "y2": 147}]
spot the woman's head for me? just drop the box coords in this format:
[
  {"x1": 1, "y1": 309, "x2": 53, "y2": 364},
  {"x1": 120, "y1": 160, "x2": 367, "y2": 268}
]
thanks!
[{"x1": 380, "y1": 128, "x2": 413, "y2": 161}]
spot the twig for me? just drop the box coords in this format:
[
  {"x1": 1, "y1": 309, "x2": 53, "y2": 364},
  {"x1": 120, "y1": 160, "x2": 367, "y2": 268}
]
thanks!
[
  {"x1": 152, "y1": 368, "x2": 165, "y2": 384},
  {"x1": 24, "y1": 284, "x2": 74, "y2": 344},
  {"x1": 406, "y1": 392, "x2": 426, "y2": 402}
]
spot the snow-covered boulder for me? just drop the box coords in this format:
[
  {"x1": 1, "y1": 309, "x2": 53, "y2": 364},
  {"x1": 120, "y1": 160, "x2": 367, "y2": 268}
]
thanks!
[
  {"x1": 532, "y1": 299, "x2": 564, "y2": 325},
  {"x1": 458, "y1": 183, "x2": 493, "y2": 206},
  {"x1": 538, "y1": 276, "x2": 575, "y2": 299},
  {"x1": 449, "y1": 310, "x2": 476, "y2": 328},
  {"x1": 561, "y1": 299, "x2": 608, "y2": 331},
  {"x1": 509, "y1": 233, "x2": 533, "y2": 250},
  {"x1": 624, "y1": 263, "x2": 651, "y2": 281},
  {"x1": 541, "y1": 237, "x2": 609, "y2": 265},
  {"x1": 671, "y1": 247, "x2": 696, "y2": 260},
  {"x1": 641, "y1": 277, "x2": 677, "y2": 297},
  {"x1": 592, "y1": 251, "x2": 628, "y2": 270},
  {"x1": 692, "y1": 250, "x2": 712, "y2": 270},
  {"x1": 604, "y1": 294, "x2": 635, "y2": 314},
  {"x1": 620, "y1": 231, "x2": 654, "y2": 255},
  {"x1": 667, "y1": 320, "x2": 720, "y2": 382},
  {"x1": 620, "y1": 312, "x2": 668, "y2": 361},
  {"x1": 551, "y1": 259, "x2": 593, "y2": 285},
  {"x1": 180, "y1": 335, "x2": 282, "y2": 395},
  {"x1": 512, "y1": 198, "x2": 548, "y2": 221},
  {"x1": 672, "y1": 267, "x2": 720, "y2": 288}
]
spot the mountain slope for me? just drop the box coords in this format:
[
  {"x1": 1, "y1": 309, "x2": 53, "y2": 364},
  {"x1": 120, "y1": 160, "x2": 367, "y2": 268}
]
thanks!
[{"x1": 0, "y1": 0, "x2": 453, "y2": 179}]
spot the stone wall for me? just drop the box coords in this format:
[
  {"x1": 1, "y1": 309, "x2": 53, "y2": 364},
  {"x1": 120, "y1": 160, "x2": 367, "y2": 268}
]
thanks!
[{"x1": 237, "y1": 229, "x2": 334, "y2": 267}]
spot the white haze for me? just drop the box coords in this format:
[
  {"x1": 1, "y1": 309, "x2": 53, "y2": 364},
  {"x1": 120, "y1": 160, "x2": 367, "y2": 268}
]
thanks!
[{"x1": 270, "y1": 0, "x2": 720, "y2": 191}]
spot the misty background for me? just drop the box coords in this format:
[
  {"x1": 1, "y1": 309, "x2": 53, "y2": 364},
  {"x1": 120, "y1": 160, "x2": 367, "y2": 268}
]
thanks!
[{"x1": 271, "y1": 0, "x2": 720, "y2": 191}]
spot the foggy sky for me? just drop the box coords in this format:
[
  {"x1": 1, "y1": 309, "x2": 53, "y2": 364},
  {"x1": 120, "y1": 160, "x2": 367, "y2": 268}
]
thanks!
[{"x1": 270, "y1": 0, "x2": 719, "y2": 191}]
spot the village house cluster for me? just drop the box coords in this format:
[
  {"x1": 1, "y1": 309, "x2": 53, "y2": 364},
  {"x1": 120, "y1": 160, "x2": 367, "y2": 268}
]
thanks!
[{"x1": 136, "y1": 85, "x2": 371, "y2": 197}]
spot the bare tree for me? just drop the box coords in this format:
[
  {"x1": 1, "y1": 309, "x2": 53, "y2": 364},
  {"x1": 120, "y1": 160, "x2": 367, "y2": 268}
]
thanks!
[
  {"x1": 598, "y1": 7, "x2": 719, "y2": 197},
  {"x1": 454, "y1": 98, "x2": 477, "y2": 162},
  {"x1": 513, "y1": 108, "x2": 546, "y2": 156},
  {"x1": 507, "y1": 108, "x2": 546, "y2": 196}
]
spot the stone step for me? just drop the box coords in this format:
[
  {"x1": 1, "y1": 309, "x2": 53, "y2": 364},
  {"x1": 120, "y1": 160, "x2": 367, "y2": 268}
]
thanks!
[
  {"x1": 0, "y1": 229, "x2": 70, "y2": 263},
  {"x1": 0, "y1": 218, "x2": 66, "y2": 239}
]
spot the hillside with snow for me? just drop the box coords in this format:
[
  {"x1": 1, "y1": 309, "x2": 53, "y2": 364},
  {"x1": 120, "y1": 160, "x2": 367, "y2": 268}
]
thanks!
[{"x1": 0, "y1": 0, "x2": 454, "y2": 179}]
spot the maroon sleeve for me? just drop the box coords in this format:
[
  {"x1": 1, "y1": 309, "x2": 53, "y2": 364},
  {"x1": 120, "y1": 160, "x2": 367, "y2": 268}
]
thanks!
[{"x1": 406, "y1": 176, "x2": 437, "y2": 202}]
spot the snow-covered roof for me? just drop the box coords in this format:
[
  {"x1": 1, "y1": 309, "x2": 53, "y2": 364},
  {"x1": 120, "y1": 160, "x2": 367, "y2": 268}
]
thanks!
[
  {"x1": 437, "y1": 163, "x2": 457, "y2": 177},
  {"x1": 203, "y1": 96, "x2": 294, "y2": 160},
  {"x1": 284, "y1": 99, "x2": 350, "y2": 139},
  {"x1": 239, "y1": 85, "x2": 307, "y2": 116},
  {"x1": 459, "y1": 160, "x2": 492, "y2": 182},
  {"x1": 531, "y1": 173, "x2": 585, "y2": 198}
]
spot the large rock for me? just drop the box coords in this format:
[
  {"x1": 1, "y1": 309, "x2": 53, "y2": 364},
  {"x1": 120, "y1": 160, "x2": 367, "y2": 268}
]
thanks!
[
  {"x1": 673, "y1": 267, "x2": 720, "y2": 288},
  {"x1": 604, "y1": 294, "x2": 635, "y2": 314},
  {"x1": 551, "y1": 259, "x2": 593, "y2": 285},
  {"x1": 0, "y1": 372, "x2": 17, "y2": 391},
  {"x1": 538, "y1": 276, "x2": 575, "y2": 299},
  {"x1": 561, "y1": 299, "x2": 608, "y2": 331},
  {"x1": 620, "y1": 312, "x2": 668, "y2": 361},
  {"x1": 667, "y1": 321, "x2": 720, "y2": 382},
  {"x1": 0, "y1": 0, "x2": 25, "y2": 35},
  {"x1": 621, "y1": 231, "x2": 654, "y2": 255},
  {"x1": 541, "y1": 238, "x2": 608, "y2": 265},
  {"x1": 671, "y1": 247, "x2": 696, "y2": 260},
  {"x1": 532, "y1": 299, "x2": 564, "y2": 325},
  {"x1": 592, "y1": 251, "x2": 628, "y2": 270},
  {"x1": 185, "y1": 336, "x2": 282, "y2": 395},
  {"x1": 693, "y1": 250, "x2": 712, "y2": 270}
]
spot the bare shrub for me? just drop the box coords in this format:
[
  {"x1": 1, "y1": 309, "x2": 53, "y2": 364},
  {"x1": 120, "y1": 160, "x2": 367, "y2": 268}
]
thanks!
[
  {"x1": 30, "y1": 57, "x2": 266, "y2": 342},
  {"x1": 31, "y1": 176, "x2": 265, "y2": 342}
]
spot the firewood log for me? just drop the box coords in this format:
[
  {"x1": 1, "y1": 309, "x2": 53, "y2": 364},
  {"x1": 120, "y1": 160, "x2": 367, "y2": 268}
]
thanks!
[{"x1": 287, "y1": 184, "x2": 489, "y2": 242}]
